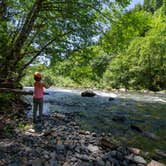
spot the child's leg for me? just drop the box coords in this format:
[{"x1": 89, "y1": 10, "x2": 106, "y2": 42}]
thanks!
[
  {"x1": 39, "y1": 98, "x2": 43, "y2": 121},
  {"x1": 33, "y1": 98, "x2": 38, "y2": 122}
]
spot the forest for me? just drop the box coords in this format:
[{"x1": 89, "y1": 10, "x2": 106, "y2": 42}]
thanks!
[
  {"x1": 19, "y1": 0, "x2": 166, "y2": 92},
  {"x1": 0, "y1": 0, "x2": 166, "y2": 165}
]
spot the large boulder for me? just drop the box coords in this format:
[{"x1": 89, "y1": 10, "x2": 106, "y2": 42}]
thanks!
[{"x1": 81, "y1": 90, "x2": 96, "y2": 97}]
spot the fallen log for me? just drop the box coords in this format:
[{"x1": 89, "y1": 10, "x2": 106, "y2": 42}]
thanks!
[{"x1": 0, "y1": 88, "x2": 49, "y2": 95}]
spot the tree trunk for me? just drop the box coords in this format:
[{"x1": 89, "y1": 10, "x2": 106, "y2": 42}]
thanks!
[{"x1": 0, "y1": 0, "x2": 44, "y2": 88}]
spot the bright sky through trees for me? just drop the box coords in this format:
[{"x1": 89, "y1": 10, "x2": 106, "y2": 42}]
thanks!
[{"x1": 128, "y1": 0, "x2": 144, "y2": 9}]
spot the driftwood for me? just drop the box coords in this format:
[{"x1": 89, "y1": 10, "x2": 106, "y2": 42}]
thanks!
[{"x1": 0, "y1": 88, "x2": 49, "y2": 95}]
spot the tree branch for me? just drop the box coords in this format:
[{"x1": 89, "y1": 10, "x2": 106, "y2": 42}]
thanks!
[
  {"x1": 19, "y1": 29, "x2": 74, "y2": 71},
  {"x1": 12, "y1": 0, "x2": 44, "y2": 55}
]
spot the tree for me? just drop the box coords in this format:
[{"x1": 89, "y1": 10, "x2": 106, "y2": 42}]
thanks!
[
  {"x1": 103, "y1": 8, "x2": 166, "y2": 90},
  {"x1": 143, "y1": 0, "x2": 163, "y2": 13},
  {"x1": 0, "y1": 0, "x2": 130, "y2": 88},
  {"x1": 100, "y1": 10, "x2": 152, "y2": 57}
]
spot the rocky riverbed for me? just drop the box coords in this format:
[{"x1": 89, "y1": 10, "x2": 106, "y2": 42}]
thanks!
[{"x1": 0, "y1": 111, "x2": 165, "y2": 166}]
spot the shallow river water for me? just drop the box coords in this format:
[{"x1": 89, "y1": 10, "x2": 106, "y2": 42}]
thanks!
[{"x1": 24, "y1": 87, "x2": 166, "y2": 160}]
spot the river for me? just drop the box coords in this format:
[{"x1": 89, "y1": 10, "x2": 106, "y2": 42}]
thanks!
[{"x1": 24, "y1": 87, "x2": 166, "y2": 161}]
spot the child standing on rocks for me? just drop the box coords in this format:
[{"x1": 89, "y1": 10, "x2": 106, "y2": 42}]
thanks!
[{"x1": 33, "y1": 72, "x2": 51, "y2": 123}]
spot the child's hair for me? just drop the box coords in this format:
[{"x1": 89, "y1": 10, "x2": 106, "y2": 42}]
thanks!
[
  {"x1": 34, "y1": 75, "x2": 41, "y2": 81},
  {"x1": 34, "y1": 72, "x2": 42, "y2": 81}
]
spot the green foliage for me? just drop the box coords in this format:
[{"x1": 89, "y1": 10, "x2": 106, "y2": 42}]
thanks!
[
  {"x1": 100, "y1": 10, "x2": 152, "y2": 54},
  {"x1": 17, "y1": 122, "x2": 30, "y2": 131},
  {"x1": 102, "y1": 8, "x2": 166, "y2": 91},
  {"x1": 0, "y1": 93, "x2": 14, "y2": 109},
  {"x1": 22, "y1": 2, "x2": 166, "y2": 91},
  {"x1": 143, "y1": 0, "x2": 163, "y2": 13},
  {"x1": 0, "y1": 0, "x2": 131, "y2": 85}
]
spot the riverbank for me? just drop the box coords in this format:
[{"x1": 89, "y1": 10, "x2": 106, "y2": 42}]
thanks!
[
  {"x1": 0, "y1": 98, "x2": 165, "y2": 166},
  {"x1": 0, "y1": 108, "x2": 165, "y2": 166},
  {"x1": 1, "y1": 89, "x2": 166, "y2": 165}
]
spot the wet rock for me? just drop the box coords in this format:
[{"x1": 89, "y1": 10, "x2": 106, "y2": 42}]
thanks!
[
  {"x1": 112, "y1": 115, "x2": 126, "y2": 122},
  {"x1": 108, "y1": 97, "x2": 114, "y2": 101},
  {"x1": 130, "y1": 124, "x2": 143, "y2": 133},
  {"x1": 81, "y1": 90, "x2": 96, "y2": 97},
  {"x1": 142, "y1": 131, "x2": 159, "y2": 140},
  {"x1": 154, "y1": 149, "x2": 166, "y2": 159}
]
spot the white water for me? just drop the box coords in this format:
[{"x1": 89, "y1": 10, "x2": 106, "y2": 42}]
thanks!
[{"x1": 24, "y1": 87, "x2": 166, "y2": 117}]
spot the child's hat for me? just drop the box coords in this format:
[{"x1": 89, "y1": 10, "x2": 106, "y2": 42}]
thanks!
[{"x1": 34, "y1": 72, "x2": 41, "y2": 78}]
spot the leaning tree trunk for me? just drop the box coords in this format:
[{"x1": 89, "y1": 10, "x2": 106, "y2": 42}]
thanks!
[{"x1": 0, "y1": 0, "x2": 44, "y2": 89}]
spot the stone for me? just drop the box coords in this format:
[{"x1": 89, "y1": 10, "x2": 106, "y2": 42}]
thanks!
[
  {"x1": 81, "y1": 90, "x2": 96, "y2": 97},
  {"x1": 147, "y1": 160, "x2": 165, "y2": 166},
  {"x1": 79, "y1": 130, "x2": 87, "y2": 135},
  {"x1": 31, "y1": 158, "x2": 42, "y2": 166},
  {"x1": 85, "y1": 131, "x2": 90, "y2": 135},
  {"x1": 125, "y1": 154, "x2": 147, "y2": 165},
  {"x1": 87, "y1": 144, "x2": 99, "y2": 153},
  {"x1": 112, "y1": 115, "x2": 126, "y2": 122},
  {"x1": 96, "y1": 157, "x2": 105, "y2": 166},
  {"x1": 75, "y1": 160, "x2": 91, "y2": 166},
  {"x1": 100, "y1": 137, "x2": 118, "y2": 149},
  {"x1": 108, "y1": 97, "x2": 114, "y2": 101},
  {"x1": 142, "y1": 131, "x2": 159, "y2": 140},
  {"x1": 105, "y1": 161, "x2": 112, "y2": 166},
  {"x1": 130, "y1": 124, "x2": 143, "y2": 133},
  {"x1": 28, "y1": 128, "x2": 35, "y2": 133},
  {"x1": 63, "y1": 162, "x2": 70, "y2": 166},
  {"x1": 92, "y1": 132, "x2": 97, "y2": 137},
  {"x1": 133, "y1": 155, "x2": 147, "y2": 164},
  {"x1": 128, "y1": 147, "x2": 141, "y2": 155},
  {"x1": 116, "y1": 151, "x2": 124, "y2": 160},
  {"x1": 50, "y1": 159, "x2": 58, "y2": 166},
  {"x1": 56, "y1": 144, "x2": 65, "y2": 153},
  {"x1": 76, "y1": 154, "x2": 90, "y2": 161}
]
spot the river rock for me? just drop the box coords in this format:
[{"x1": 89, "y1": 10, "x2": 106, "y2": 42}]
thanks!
[
  {"x1": 95, "y1": 157, "x2": 105, "y2": 166},
  {"x1": 0, "y1": 110, "x2": 155, "y2": 166},
  {"x1": 112, "y1": 115, "x2": 126, "y2": 122},
  {"x1": 154, "y1": 149, "x2": 166, "y2": 158},
  {"x1": 128, "y1": 147, "x2": 141, "y2": 155},
  {"x1": 100, "y1": 137, "x2": 118, "y2": 149},
  {"x1": 81, "y1": 90, "x2": 96, "y2": 97},
  {"x1": 108, "y1": 97, "x2": 114, "y2": 101},
  {"x1": 148, "y1": 160, "x2": 165, "y2": 166},
  {"x1": 87, "y1": 144, "x2": 99, "y2": 153},
  {"x1": 130, "y1": 124, "x2": 143, "y2": 133},
  {"x1": 142, "y1": 131, "x2": 159, "y2": 140},
  {"x1": 31, "y1": 158, "x2": 42, "y2": 166},
  {"x1": 125, "y1": 154, "x2": 147, "y2": 165}
]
